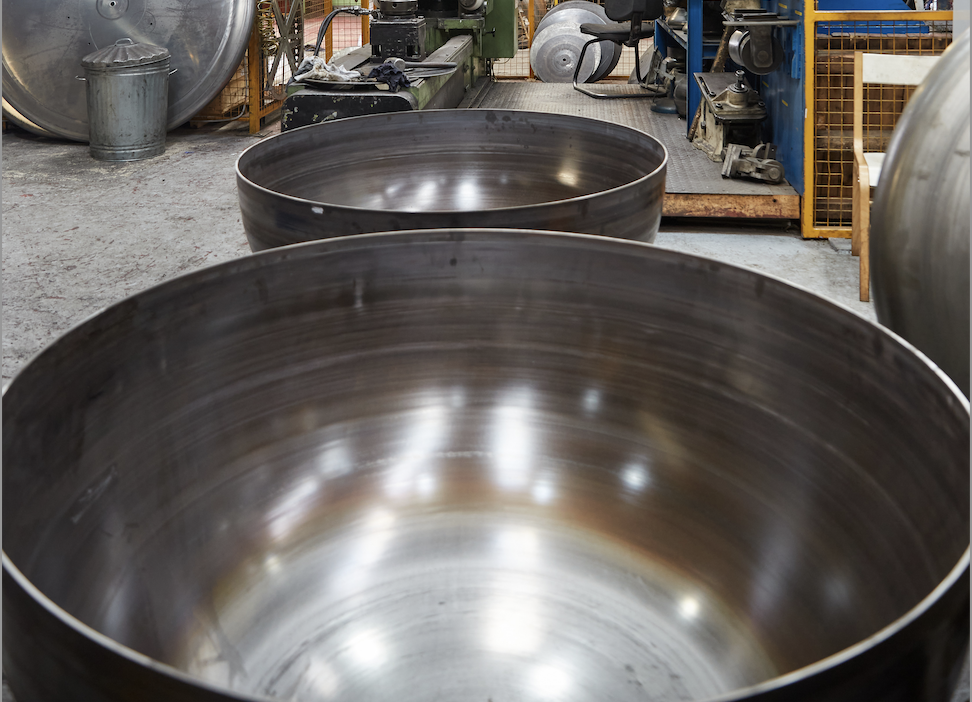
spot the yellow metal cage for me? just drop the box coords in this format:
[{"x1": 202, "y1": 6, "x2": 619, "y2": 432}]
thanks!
[{"x1": 801, "y1": 6, "x2": 952, "y2": 239}]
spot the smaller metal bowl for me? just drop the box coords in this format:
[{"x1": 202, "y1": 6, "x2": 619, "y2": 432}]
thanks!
[{"x1": 236, "y1": 109, "x2": 667, "y2": 251}]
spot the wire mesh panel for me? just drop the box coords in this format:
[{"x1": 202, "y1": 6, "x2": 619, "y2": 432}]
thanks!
[
  {"x1": 193, "y1": 1, "x2": 302, "y2": 130},
  {"x1": 806, "y1": 12, "x2": 951, "y2": 235},
  {"x1": 194, "y1": 58, "x2": 250, "y2": 121}
]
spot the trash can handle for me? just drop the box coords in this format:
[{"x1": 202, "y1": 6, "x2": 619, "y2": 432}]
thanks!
[{"x1": 115, "y1": 38, "x2": 135, "y2": 46}]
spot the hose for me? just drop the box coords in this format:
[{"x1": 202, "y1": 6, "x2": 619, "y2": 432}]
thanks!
[{"x1": 314, "y1": 7, "x2": 376, "y2": 57}]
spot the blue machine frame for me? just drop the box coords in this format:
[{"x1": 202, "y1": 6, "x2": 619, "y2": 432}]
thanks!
[{"x1": 652, "y1": 0, "x2": 806, "y2": 194}]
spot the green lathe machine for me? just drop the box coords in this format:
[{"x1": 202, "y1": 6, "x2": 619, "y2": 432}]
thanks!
[{"x1": 281, "y1": 0, "x2": 515, "y2": 129}]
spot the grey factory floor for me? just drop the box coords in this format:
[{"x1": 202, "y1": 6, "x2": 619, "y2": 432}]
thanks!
[{"x1": 1, "y1": 112, "x2": 968, "y2": 702}]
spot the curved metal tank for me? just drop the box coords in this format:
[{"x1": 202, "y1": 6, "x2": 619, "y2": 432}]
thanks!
[
  {"x1": 2, "y1": 97, "x2": 58, "y2": 138},
  {"x1": 3, "y1": 230, "x2": 969, "y2": 702},
  {"x1": 236, "y1": 110, "x2": 667, "y2": 251},
  {"x1": 871, "y1": 30, "x2": 970, "y2": 397}
]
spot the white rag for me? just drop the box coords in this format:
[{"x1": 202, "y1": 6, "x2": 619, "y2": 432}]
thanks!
[{"x1": 293, "y1": 56, "x2": 362, "y2": 83}]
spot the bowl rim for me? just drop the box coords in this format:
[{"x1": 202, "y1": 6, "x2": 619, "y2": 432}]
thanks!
[
  {"x1": 4, "y1": 228, "x2": 969, "y2": 702},
  {"x1": 234, "y1": 109, "x2": 670, "y2": 217}
]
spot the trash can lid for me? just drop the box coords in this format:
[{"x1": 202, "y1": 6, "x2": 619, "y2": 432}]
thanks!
[{"x1": 81, "y1": 38, "x2": 170, "y2": 68}]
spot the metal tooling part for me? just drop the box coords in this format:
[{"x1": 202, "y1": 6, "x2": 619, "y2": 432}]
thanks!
[
  {"x1": 721, "y1": 142, "x2": 785, "y2": 184},
  {"x1": 3, "y1": 229, "x2": 968, "y2": 702},
  {"x1": 1, "y1": 0, "x2": 255, "y2": 141},
  {"x1": 696, "y1": 71, "x2": 766, "y2": 121},
  {"x1": 371, "y1": 17, "x2": 429, "y2": 59},
  {"x1": 693, "y1": 71, "x2": 766, "y2": 162}
]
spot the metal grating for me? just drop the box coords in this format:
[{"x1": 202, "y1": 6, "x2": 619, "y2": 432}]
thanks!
[
  {"x1": 473, "y1": 81, "x2": 797, "y2": 197},
  {"x1": 810, "y1": 17, "x2": 951, "y2": 231}
]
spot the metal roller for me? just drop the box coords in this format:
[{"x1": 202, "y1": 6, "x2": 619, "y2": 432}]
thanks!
[
  {"x1": 727, "y1": 28, "x2": 784, "y2": 75},
  {"x1": 3, "y1": 229, "x2": 968, "y2": 702},
  {"x1": 871, "y1": 29, "x2": 971, "y2": 397},
  {"x1": 1, "y1": 0, "x2": 255, "y2": 142},
  {"x1": 236, "y1": 109, "x2": 667, "y2": 250}
]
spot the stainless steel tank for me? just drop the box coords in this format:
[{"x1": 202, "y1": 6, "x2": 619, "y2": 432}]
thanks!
[
  {"x1": 3, "y1": 230, "x2": 968, "y2": 702},
  {"x1": 81, "y1": 38, "x2": 170, "y2": 162},
  {"x1": 235, "y1": 110, "x2": 667, "y2": 251},
  {"x1": 871, "y1": 30, "x2": 970, "y2": 397}
]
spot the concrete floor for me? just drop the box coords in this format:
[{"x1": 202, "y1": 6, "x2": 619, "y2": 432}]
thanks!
[
  {"x1": 4, "y1": 116, "x2": 965, "y2": 702},
  {"x1": 1, "y1": 118, "x2": 875, "y2": 385}
]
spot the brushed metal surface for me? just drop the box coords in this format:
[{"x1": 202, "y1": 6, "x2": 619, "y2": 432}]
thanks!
[
  {"x1": 871, "y1": 30, "x2": 970, "y2": 397},
  {"x1": 1, "y1": 98, "x2": 58, "y2": 139},
  {"x1": 2, "y1": 230, "x2": 969, "y2": 702},
  {"x1": 82, "y1": 46, "x2": 170, "y2": 161},
  {"x1": 236, "y1": 109, "x2": 667, "y2": 251},
  {"x1": 531, "y1": 23, "x2": 602, "y2": 82},
  {"x1": 534, "y1": 0, "x2": 620, "y2": 82},
  {"x1": 538, "y1": 0, "x2": 609, "y2": 28},
  {"x1": 1, "y1": 0, "x2": 255, "y2": 142}
]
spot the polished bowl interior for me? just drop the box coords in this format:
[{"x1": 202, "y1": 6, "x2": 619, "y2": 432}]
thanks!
[
  {"x1": 3, "y1": 230, "x2": 969, "y2": 702},
  {"x1": 235, "y1": 109, "x2": 667, "y2": 251}
]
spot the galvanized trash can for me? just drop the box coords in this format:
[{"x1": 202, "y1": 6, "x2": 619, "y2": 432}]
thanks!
[{"x1": 81, "y1": 38, "x2": 171, "y2": 161}]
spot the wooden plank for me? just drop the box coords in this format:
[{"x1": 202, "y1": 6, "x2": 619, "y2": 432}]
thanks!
[{"x1": 662, "y1": 193, "x2": 800, "y2": 219}]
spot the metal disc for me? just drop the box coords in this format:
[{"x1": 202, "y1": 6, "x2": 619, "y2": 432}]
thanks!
[
  {"x1": 535, "y1": 0, "x2": 619, "y2": 81},
  {"x1": 2, "y1": 0, "x2": 255, "y2": 142},
  {"x1": 530, "y1": 23, "x2": 602, "y2": 83},
  {"x1": 2, "y1": 98, "x2": 59, "y2": 138},
  {"x1": 596, "y1": 36, "x2": 623, "y2": 81}
]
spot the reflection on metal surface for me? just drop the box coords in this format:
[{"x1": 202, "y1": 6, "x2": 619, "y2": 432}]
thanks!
[
  {"x1": 235, "y1": 110, "x2": 667, "y2": 250},
  {"x1": 1, "y1": 0, "x2": 255, "y2": 141},
  {"x1": 2, "y1": 230, "x2": 969, "y2": 702},
  {"x1": 2, "y1": 97, "x2": 58, "y2": 138},
  {"x1": 530, "y1": 22, "x2": 602, "y2": 83},
  {"x1": 871, "y1": 30, "x2": 971, "y2": 397},
  {"x1": 533, "y1": 0, "x2": 621, "y2": 82}
]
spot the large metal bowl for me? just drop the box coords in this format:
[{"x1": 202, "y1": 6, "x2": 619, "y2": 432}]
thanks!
[
  {"x1": 3, "y1": 230, "x2": 968, "y2": 702},
  {"x1": 235, "y1": 110, "x2": 667, "y2": 251},
  {"x1": 871, "y1": 30, "x2": 970, "y2": 397}
]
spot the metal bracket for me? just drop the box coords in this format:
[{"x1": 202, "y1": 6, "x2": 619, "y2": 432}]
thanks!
[
  {"x1": 265, "y1": 0, "x2": 304, "y2": 92},
  {"x1": 722, "y1": 142, "x2": 785, "y2": 184}
]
